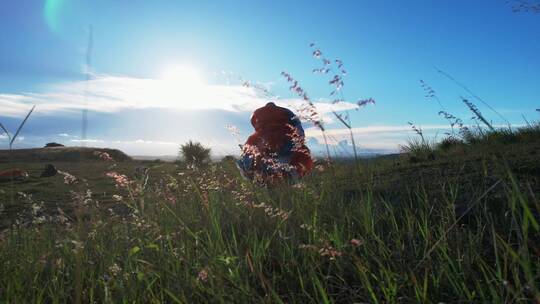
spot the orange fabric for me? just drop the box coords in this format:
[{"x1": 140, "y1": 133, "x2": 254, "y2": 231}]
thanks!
[
  {"x1": 0, "y1": 169, "x2": 25, "y2": 178},
  {"x1": 249, "y1": 105, "x2": 292, "y2": 152},
  {"x1": 244, "y1": 103, "x2": 313, "y2": 177},
  {"x1": 290, "y1": 148, "x2": 314, "y2": 176}
]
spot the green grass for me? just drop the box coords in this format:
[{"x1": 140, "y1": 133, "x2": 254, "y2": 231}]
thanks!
[
  {"x1": 0, "y1": 143, "x2": 539, "y2": 302},
  {"x1": 401, "y1": 123, "x2": 540, "y2": 164}
]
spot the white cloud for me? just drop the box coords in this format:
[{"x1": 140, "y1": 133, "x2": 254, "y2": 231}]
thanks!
[
  {"x1": 305, "y1": 123, "x2": 527, "y2": 152},
  {"x1": 0, "y1": 134, "x2": 24, "y2": 142},
  {"x1": 306, "y1": 126, "x2": 410, "y2": 152},
  {"x1": 70, "y1": 139, "x2": 105, "y2": 143},
  {"x1": 58, "y1": 133, "x2": 70, "y2": 137},
  {"x1": 64, "y1": 137, "x2": 208, "y2": 156},
  {"x1": 0, "y1": 74, "x2": 359, "y2": 119},
  {"x1": 308, "y1": 124, "x2": 437, "y2": 152},
  {"x1": 113, "y1": 139, "x2": 178, "y2": 146},
  {"x1": 305, "y1": 124, "x2": 455, "y2": 138}
]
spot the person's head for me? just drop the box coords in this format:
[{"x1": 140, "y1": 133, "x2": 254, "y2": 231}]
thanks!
[{"x1": 265, "y1": 102, "x2": 276, "y2": 107}]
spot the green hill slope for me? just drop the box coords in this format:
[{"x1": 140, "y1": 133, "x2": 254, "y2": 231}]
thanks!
[{"x1": 0, "y1": 147, "x2": 132, "y2": 163}]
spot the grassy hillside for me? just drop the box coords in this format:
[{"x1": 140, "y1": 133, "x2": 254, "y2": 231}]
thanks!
[
  {"x1": 0, "y1": 139, "x2": 538, "y2": 302},
  {"x1": 0, "y1": 147, "x2": 132, "y2": 163}
]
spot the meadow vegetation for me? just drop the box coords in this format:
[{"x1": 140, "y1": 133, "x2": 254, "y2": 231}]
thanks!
[{"x1": 0, "y1": 128, "x2": 539, "y2": 302}]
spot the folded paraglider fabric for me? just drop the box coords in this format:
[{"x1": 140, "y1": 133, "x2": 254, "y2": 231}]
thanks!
[{"x1": 239, "y1": 102, "x2": 313, "y2": 180}]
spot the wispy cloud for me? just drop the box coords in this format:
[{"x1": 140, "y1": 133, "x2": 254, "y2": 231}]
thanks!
[
  {"x1": 0, "y1": 73, "x2": 358, "y2": 118},
  {"x1": 70, "y1": 138, "x2": 105, "y2": 143},
  {"x1": 69, "y1": 138, "x2": 178, "y2": 145},
  {"x1": 0, "y1": 134, "x2": 24, "y2": 142},
  {"x1": 305, "y1": 123, "x2": 527, "y2": 152},
  {"x1": 305, "y1": 124, "x2": 451, "y2": 137},
  {"x1": 65, "y1": 137, "x2": 207, "y2": 156},
  {"x1": 305, "y1": 125, "x2": 419, "y2": 152},
  {"x1": 113, "y1": 139, "x2": 178, "y2": 146}
]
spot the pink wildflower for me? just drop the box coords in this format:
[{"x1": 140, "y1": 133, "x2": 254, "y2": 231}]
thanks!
[
  {"x1": 58, "y1": 170, "x2": 77, "y2": 185},
  {"x1": 94, "y1": 151, "x2": 114, "y2": 162},
  {"x1": 350, "y1": 238, "x2": 363, "y2": 247},
  {"x1": 197, "y1": 268, "x2": 209, "y2": 283},
  {"x1": 319, "y1": 246, "x2": 342, "y2": 260},
  {"x1": 106, "y1": 172, "x2": 130, "y2": 188}
]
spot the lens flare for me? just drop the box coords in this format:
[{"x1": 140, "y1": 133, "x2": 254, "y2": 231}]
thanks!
[
  {"x1": 160, "y1": 65, "x2": 203, "y2": 88},
  {"x1": 44, "y1": 0, "x2": 66, "y2": 34}
]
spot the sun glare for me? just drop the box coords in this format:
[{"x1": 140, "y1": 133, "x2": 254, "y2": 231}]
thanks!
[
  {"x1": 156, "y1": 65, "x2": 208, "y2": 108},
  {"x1": 159, "y1": 65, "x2": 204, "y2": 88}
]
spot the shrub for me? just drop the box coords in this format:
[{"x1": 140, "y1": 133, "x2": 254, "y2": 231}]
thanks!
[
  {"x1": 459, "y1": 123, "x2": 540, "y2": 146},
  {"x1": 400, "y1": 138, "x2": 436, "y2": 163},
  {"x1": 221, "y1": 155, "x2": 236, "y2": 163},
  {"x1": 437, "y1": 136, "x2": 465, "y2": 152},
  {"x1": 179, "y1": 140, "x2": 211, "y2": 168}
]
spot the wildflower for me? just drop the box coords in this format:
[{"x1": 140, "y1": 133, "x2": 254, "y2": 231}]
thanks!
[
  {"x1": 225, "y1": 124, "x2": 241, "y2": 136},
  {"x1": 71, "y1": 240, "x2": 84, "y2": 252},
  {"x1": 164, "y1": 192, "x2": 177, "y2": 205},
  {"x1": 106, "y1": 172, "x2": 131, "y2": 188},
  {"x1": 315, "y1": 164, "x2": 325, "y2": 172},
  {"x1": 31, "y1": 203, "x2": 42, "y2": 215},
  {"x1": 112, "y1": 195, "x2": 123, "y2": 202},
  {"x1": 58, "y1": 170, "x2": 77, "y2": 185},
  {"x1": 281, "y1": 71, "x2": 325, "y2": 132},
  {"x1": 350, "y1": 238, "x2": 363, "y2": 247},
  {"x1": 300, "y1": 224, "x2": 314, "y2": 231},
  {"x1": 298, "y1": 244, "x2": 318, "y2": 251},
  {"x1": 292, "y1": 182, "x2": 305, "y2": 189},
  {"x1": 109, "y1": 263, "x2": 122, "y2": 277},
  {"x1": 357, "y1": 98, "x2": 376, "y2": 108},
  {"x1": 197, "y1": 267, "x2": 209, "y2": 283},
  {"x1": 32, "y1": 216, "x2": 46, "y2": 225},
  {"x1": 55, "y1": 207, "x2": 70, "y2": 225},
  {"x1": 94, "y1": 151, "x2": 114, "y2": 161},
  {"x1": 319, "y1": 246, "x2": 342, "y2": 260}
]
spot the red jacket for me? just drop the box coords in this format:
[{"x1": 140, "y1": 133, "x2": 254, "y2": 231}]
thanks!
[{"x1": 244, "y1": 102, "x2": 313, "y2": 176}]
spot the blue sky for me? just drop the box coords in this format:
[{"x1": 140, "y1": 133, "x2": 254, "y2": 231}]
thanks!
[{"x1": 1, "y1": 0, "x2": 539, "y2": 156}]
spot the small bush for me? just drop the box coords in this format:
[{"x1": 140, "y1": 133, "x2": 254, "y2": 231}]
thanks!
[
  {"x1": 437, "y1": 136, "x2": 465, "y2": 152},
  {"x1": 400, "y1": 138, "x2": 436, "y2": 163},
  {"x1": 221, "y1": 155, "x2": 236, "y2": 163},
  {"x1": 460, "y1": 123, "x2": 540, "y2": 146},
  {"x1": 179, "y1": 140, "x2": 211, "y2": 168}
]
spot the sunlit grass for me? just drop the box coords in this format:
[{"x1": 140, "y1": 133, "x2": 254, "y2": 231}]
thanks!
[{"x1": 0, "y1": 147, "x2": 538, "y2": 302}]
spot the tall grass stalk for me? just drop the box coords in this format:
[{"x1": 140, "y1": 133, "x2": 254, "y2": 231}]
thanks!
[
  {"x1": 310, "y1": 43, "x2": 375, "y2": 163},
  {"x1": 0, "y1": 105, "x2": 36, "y2": 204},
  {"x1": 1, "y1": 152, "x2": 538, "y2": 302},
  {"x1": 437, "y1": 68, "x2": 511, "y2": 127}
]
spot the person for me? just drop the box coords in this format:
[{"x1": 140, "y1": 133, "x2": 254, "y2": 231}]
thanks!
[{"x1": 237, "y1": 102, "x2": 313, "y2": 182}]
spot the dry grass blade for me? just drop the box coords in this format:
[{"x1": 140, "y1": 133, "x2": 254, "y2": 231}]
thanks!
[
  {"x1": 437, "y1": 68, "x2": 510, "y2": 126},
  {"x1": 0, "y1": 122, "x2": 9, "y2": 137},
  {"x1": 10, "y1": 105, "x2": 36, "y2": 146}
]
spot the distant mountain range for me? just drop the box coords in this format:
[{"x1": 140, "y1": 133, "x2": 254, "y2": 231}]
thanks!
[{"x1": 131, "y1": 138, "x2": 396, "y2": 162}]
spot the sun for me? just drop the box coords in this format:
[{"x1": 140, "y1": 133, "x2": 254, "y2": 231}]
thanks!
[
  {"x1": 159, "y1": 65, "x2": 204, "y2": 88},
  {"x1": 156, "y1": 65, "x2": 207, "y2": 108}
]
